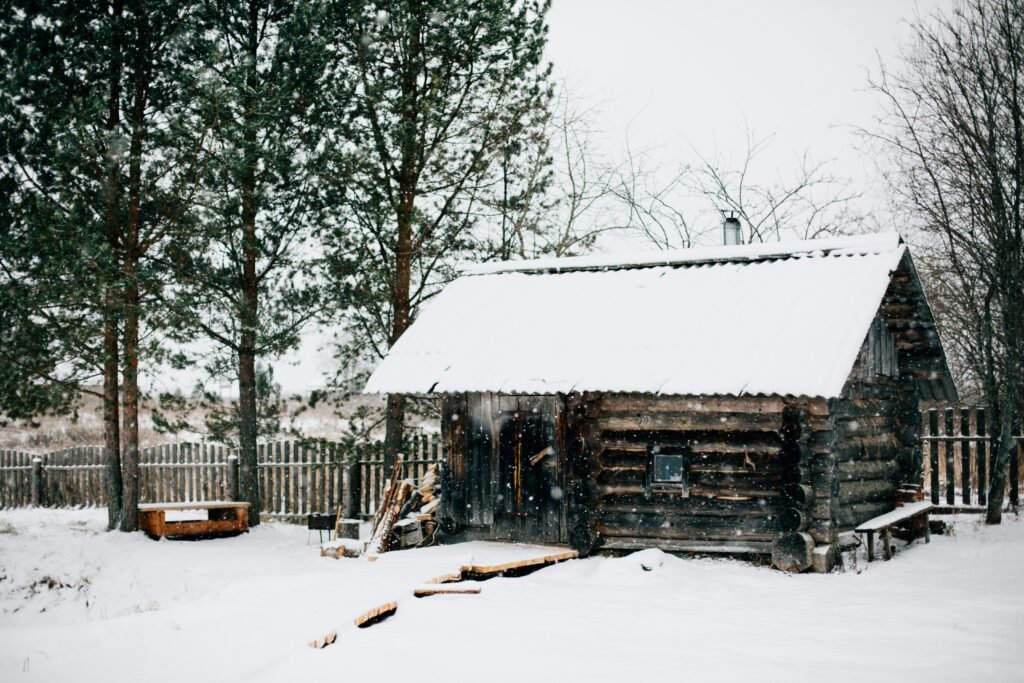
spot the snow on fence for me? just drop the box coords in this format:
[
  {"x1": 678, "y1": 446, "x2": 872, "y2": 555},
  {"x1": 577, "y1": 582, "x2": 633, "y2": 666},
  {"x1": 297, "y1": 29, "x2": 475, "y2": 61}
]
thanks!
[
  {"x1": 0, "y1": 433, "x2": 441, "y2": 519},
  {"x1": 921, "y1": 406, "x2": 1022, "y2": 509}
]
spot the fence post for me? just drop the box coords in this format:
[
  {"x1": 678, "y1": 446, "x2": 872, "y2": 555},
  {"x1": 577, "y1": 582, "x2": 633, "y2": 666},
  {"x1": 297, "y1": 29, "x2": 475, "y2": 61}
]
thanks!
[
  {"x1": 343, "y1": 458, "x2": 361, "y2": 519},
  {"x1": 227, "y1": 454, "x2": 239, "y2": 501},
  {"x1": 30, "y1": 457, "x2": 43, "y2": 507}
]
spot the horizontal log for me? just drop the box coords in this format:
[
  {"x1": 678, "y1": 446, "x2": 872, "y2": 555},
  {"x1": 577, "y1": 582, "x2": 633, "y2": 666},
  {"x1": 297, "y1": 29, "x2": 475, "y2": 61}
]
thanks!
[
  {"x1": 598, "y1": 530, "x2": 780, "y2": 544},
  {"x1": 597, "y1": 449, "x2": 647, "y2": 469},
  {"x1": 837, "y1": 501, "x2": 893, "y2": 529},
  {"x1": 599, "y1": 495, "x2": 778, "y2": 513},
  {"x1": 830, "y1": 399, "x2": 899, "y2": 419},
  {"x1": 840, "y1": 383, "x2": 899, "y2": 400},
  {"x1": 598, "y1": 448, "x2": 791, "y2": 470},
  {"x1": 690, "y1": 485, "x2": 781, "y2": 499},
  {"x1": 597, "y1": 413, "x2": 781, "y2": 433},
  {"x1": 599, "y1": 537, "x2": 773, "y2": 555},
  {"x1": 596, "y1": 394, "x2": 830, "y2": 417},
  {"x1": 837, "y1": 460, "x2": 898, "y2": 481},
  {"x1": 835, "y1": 435, "x2": 900, "y2": 462},
  {"x1": 838, "y1": 479, "x2": 896, "y2": 505},
  {"x1": 597, "y1": 508, "x2": 781, "y2": 533},
  {"x1": 834, "y1": 417, "x2": 897, "y2": 439},
  {"x1": 596, "y1": 467, "x2": 646, "y2": 486},
  {"x1": 599, "y1": 429, "x2": 785, "y2": 449}
]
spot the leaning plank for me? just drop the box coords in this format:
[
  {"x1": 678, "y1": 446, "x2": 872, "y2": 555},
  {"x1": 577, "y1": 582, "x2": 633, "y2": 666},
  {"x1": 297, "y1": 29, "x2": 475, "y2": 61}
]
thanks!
[
  {"x1": 353, "y1": 601, "x2": 398, "y2": 628},
  {"x1": 460, "y1": 549, "x2": 578, "y2": 577},
  {"x1": 308, "y1": 631, "x2": 337, "y2": 649},
  {"x1": 413, "y1": 584, "x2": 482, "y2": 597},
  {"x1": 426, "y1": 571, "x2": 464, "y2": 584}
]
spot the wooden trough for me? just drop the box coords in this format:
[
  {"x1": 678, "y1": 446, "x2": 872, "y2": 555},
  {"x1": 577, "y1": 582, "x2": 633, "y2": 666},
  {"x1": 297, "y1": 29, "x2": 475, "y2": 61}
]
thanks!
[{"x1": 138, "y1": 501, "x2": 250, "y2": 540}]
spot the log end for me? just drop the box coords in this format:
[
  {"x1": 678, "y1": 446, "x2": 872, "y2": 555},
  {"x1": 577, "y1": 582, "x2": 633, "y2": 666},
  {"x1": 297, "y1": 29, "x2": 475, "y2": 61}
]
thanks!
[{"x1": 772, "y1": 532, "x2": 815, "y2": 573}]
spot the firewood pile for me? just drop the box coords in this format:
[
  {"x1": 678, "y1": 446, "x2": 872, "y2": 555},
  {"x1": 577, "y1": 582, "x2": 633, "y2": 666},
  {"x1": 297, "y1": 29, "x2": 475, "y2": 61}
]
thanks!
[{"x1": 365, "y1": 457, "x2": 441, "y2": 559}]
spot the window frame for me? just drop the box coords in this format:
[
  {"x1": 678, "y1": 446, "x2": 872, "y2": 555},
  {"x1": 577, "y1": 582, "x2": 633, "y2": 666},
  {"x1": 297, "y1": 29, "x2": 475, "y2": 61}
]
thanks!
[{"x1": 646, "y1": 444, "x2": 691, "y2": 497}]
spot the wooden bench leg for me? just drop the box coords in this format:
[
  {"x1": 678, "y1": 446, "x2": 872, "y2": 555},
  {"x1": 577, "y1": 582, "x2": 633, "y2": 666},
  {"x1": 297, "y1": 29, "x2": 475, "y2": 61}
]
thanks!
[
  {"x1": 866, "y1": 531, "x2": 874, "y2": 562},
  {"x1": 882, "y1": 527, "x2": 892, "y2": 561}
]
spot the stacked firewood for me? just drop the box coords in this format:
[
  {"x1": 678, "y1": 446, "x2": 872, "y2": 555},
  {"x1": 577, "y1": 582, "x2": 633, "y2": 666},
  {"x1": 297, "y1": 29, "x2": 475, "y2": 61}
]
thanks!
[{"x1": 365, "y1": 459, "x2": 442, "y2": 559}]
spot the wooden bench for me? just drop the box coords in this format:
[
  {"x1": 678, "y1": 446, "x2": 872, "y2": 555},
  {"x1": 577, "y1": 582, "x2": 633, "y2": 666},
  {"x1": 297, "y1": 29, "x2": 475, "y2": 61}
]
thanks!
[
  {"x1": 855, "y1": 501, "x2": 933, "y2": 561},
  {"x1": 138, "y1": 501, "x2": 251, "y2": 540}
]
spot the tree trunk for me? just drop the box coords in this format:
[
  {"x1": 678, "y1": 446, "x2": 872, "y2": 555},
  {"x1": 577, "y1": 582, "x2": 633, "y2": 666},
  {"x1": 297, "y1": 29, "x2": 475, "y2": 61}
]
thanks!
[
  {"x1": 383, "y1": 203, "x2": 413, "y2": 470},
  {"x1": 235, "y1": 0, "x2": 261, "y2": 526},
  {"x1": 383, "y1": 7, "x2": 422, "y2": 471},
  {"x1": 120, "y1": 273, "x2": 140, "y2": 532},
  {"x1": 119, "y1": 6, "x2": 149, "y2": 533},
  {"x1": 103, "y1": 0, "x2": 124, "y2": 531},
  {"x1": 986, "y1": 404, "x2": 1014, "y2": 524},
  {"x1": 237, "y1": 344, "x2": 259, "y2": 525},
  {"x1": 103, "y1": 317, "x2": 122, "y2": 529}
]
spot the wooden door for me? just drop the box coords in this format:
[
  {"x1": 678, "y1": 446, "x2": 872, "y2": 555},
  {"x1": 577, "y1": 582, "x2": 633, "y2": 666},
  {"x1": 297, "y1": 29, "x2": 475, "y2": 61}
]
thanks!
[{"x1": 496, "y1": 409, "x2": 561, "y2": 543}]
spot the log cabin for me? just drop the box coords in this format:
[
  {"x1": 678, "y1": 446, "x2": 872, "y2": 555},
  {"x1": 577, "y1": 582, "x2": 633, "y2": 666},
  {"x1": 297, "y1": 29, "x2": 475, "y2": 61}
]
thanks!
[{"x1": 364, "y1": 233, "x2": 957, "y2": 572}]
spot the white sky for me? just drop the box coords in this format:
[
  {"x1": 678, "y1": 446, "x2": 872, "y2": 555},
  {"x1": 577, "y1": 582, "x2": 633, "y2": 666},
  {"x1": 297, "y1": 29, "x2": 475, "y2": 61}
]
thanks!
[
  {"x1": 545, "y1": 0, "x2": 953, "y2": 233},
  {"x1": 165, "y1": 1, "x2": 957, "y2": 397}
]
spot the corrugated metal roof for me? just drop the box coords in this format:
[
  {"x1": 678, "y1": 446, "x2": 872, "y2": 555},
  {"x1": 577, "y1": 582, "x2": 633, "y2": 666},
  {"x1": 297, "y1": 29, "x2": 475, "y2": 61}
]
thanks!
[{"x1": 365, "y1": 233, "x2": 908, "y2": 398}]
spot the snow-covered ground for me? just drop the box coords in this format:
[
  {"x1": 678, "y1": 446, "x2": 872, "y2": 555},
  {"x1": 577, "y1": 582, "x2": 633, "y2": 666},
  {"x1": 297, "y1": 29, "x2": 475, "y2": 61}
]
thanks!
[{"x1": 1, "y1": 509, "x2": 1021, "y2": 682}]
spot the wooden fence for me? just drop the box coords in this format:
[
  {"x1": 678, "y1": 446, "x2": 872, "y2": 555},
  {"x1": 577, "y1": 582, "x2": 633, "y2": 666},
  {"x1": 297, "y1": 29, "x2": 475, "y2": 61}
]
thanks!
[
  {"x1": 0, "y1": 433, "x2": 441, "y2": 519},
  {"x1": 921, "y1": 406, "x2": 1022, "y2": 509}
]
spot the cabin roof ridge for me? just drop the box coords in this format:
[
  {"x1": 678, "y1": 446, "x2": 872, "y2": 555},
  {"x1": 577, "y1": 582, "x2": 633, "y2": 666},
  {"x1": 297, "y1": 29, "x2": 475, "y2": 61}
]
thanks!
[{"x1": 459, "y1": 232, "x2": 904, "y2": 276}]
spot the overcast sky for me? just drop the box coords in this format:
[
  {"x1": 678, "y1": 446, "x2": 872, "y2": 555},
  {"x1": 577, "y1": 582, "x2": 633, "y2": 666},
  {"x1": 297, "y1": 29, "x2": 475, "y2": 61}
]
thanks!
[{"x1": 545, "y1": 0, "x2": 953, "y2": 236}]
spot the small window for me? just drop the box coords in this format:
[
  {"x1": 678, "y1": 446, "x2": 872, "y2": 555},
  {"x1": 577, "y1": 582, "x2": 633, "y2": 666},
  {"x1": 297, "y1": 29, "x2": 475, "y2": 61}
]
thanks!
[{"x1": 647, "y1": 445, "x2": 690, "y2": 496}]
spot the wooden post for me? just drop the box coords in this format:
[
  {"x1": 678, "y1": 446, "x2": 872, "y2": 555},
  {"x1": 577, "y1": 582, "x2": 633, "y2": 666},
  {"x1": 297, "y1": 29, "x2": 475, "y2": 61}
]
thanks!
[
  {"x1": 944, "y1": 408, "x2": 955, "y2": 505},
  {"x1": 929, "y1": 409, "x2": 939, "y2": 504},
  {"x1": 961, "y1": 409, "x2": 971, "y2": 505},
  {"x1": 977, "y1": 409, "x2": 987, "y2": 506},
  {"x1": 30, "y1": 457, "x2": 43, "y2": 507},
  {"x1": 228, "y1": 454, "x2": 240, "y2": 501},
  {"x1": 343, "y1": 459, "x2": 361, "y2": 518}
]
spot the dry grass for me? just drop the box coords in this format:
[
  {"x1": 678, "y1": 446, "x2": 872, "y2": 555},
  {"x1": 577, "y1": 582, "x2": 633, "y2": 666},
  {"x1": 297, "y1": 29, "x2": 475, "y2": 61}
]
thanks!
[{"x1": 0, "y1": 392, "x2": 436, "y2": 451}]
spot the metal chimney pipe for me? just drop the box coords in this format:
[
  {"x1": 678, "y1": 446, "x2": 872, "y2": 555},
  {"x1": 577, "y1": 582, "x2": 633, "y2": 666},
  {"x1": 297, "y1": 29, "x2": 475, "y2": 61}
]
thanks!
[{"x1": 722, "y1": 213, "x2": 743, "y2": 246}]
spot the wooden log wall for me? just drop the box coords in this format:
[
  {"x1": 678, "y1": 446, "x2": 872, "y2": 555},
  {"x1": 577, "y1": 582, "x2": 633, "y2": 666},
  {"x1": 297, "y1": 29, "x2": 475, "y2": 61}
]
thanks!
[
  {"x1": 832, "y1": 378, "x2": 902, "y2": 530},
  {"x1": 584, "y1": 394, "x2": 832, "y2": 550}
]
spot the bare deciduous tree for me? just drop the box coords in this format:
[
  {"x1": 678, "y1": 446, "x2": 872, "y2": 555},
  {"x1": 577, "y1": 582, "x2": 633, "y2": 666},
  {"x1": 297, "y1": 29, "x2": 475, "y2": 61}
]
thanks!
[
  {"x1": 870, "y1": 0, "x2": 1024, "y2": 523},
  {"x1": 620, "y1": 127, "x2": 865, "y2": 250}
]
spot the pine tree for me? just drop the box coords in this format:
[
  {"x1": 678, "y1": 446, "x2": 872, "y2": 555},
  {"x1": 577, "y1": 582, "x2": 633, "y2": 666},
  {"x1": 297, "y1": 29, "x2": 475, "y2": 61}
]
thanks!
[
  {"x1": 322, "y1": 0, "x2": 553, "y2": 468},
  {"x1": 163, "y1": 0, "x2": 335, "y2": 525},
  {"x1": 0, "y1": 0, "x2": 209, "y2": 531}
]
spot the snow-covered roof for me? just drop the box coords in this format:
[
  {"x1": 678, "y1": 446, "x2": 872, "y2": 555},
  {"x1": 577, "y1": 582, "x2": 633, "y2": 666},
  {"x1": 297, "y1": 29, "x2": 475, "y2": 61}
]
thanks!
[{"x1": 364, "y1": 233, "x2": 913, "y2": 398}]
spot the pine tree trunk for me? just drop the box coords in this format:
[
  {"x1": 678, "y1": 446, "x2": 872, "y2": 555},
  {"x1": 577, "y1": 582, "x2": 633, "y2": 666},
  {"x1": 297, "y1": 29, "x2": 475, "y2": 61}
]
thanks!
[
  {"x1": 119, "y1": 273, "x2": 140, "y2": 532},
  {"x1": 103, "y1": 0, "x2": 124, "y2": 531},
  {"x1": 118, "y1": 5, "x2": 149, "y2": 533},
  {"x1": 235, "y1": 0, "x2": 261, "y2": 526},
  {"x1": 103, "y1": 317, "x2": 122, "y2": 529},
  {"x1": 384, "y1": 202, "x2": 413, "y2": 470}
]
